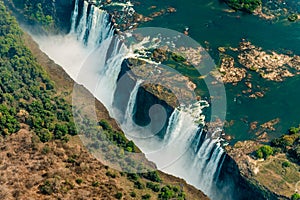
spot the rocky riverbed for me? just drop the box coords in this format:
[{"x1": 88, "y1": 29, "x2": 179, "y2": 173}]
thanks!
[
  {"x1": 216, "y1": 40, "x2": 300, "y2": 83},
  {"x1": 238, "y1": 40, "x2": 300, "y2": 82}
]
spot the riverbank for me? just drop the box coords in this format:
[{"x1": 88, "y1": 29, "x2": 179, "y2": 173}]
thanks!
[{"x1": 226, "y1": 140, "x2": 300, "y2": 199}]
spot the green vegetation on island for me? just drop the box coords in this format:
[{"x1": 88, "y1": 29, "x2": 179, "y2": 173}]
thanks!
[
  {"x1": 223, "y1": 0, "x2": 262, "y2": 13},
  {"x1": 288, "y1": 13, "x2": 299, "y2": 22}
]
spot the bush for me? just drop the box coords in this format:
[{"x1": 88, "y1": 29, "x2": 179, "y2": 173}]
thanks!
[
  {"x1": 141, "y1": 171, "x2": 161, "y2": 182},
  {"x1": 288, "y1": 14, "x2": 298, "y2": 22},
  {"x1": 38, "y1": 180, "x2": 53, "y2": 195},
  {"x1": 255, "y1": 145, "x2": 273, "y2": 159},
  {"x1": 92, "y1": 181, "x2": 99, "y2": 187},
  {"x1": 41, "y1": 145, "x2": 50, "y2": 154},
  {"x1": 141, "y1": 194, "x2": 151, "y2": 200},
  {"x1": 291, "y1": 193, "x2": 300, "y2": 200},
  {"x1": 127, "y1": 173, "x2": 139, "y2": 181},
  {"x1": 282, "y1": 161, "x2": 290, "y2": 168},
  {"x1": 114, "y1": 192, "x2": 122, "y2": 199},
  {"x1": 134, "y1": 180, "x2": 145, "y2": 189},
  {"x1": 256, "y1": 149, "x2": 264, "y2": 159},
  {"x1": 130, "y1": 191, "x2": 136, "y2": 197},
  {"x1": 146, "y1": 182, "x2": 160, "y2": 192},
  {"x1": 0, "y1": 105, "x2": 20, "y2": 136},
  {"x1": 37, "y1": 128, "x2": 53, "y2": 142},
  {"x1": 289, "y1": 126, "x2": 300, "y2": 134},
  {"x1": 75, "y1": 178, "x2": 83, "y2": 184},
  {"x1": 159, "y1": 186, "x2": 175, "y2": 199},
  {"x1": 98, "y1": 119, "x2": 112, "y2": 130},
  {"x1": 106, "y1": 171, "x2": 116, "y2": 178},
  {"x1": 224, "y1": 0, "x2": 262, "y2": 13}
]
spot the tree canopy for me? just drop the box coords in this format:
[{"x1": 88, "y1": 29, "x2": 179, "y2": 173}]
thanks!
[{"x1": 0, "y1": 2, "x2": 76, "y2": 141}]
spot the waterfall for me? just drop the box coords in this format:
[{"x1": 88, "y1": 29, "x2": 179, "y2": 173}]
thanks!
[
  {"x1": 156, "y1": 108, "x2": 225, "y2": 197},
  {"x1": 68, "y1": 1, "x2": 226, "y2": 193},
  {"x1": 124, "y1": 80, "x2": 143, "y2": 124},
  {"x1": 163, "y1": 109, "x2": 180, "y2": 143},
  {"x1": 32, "y1": 1, "x2": 227, "y2": 199},
  {"x1": 86, "y1": 6, "x2": 113, "y2": 47},
  {"x1": 70, "y1": 0, "x2": 114, "y2": 49},
  {"x1": 76, "y1": 1, "x2": 88, "y2": 42},
  {"x1": 92, "y1": 38, "x2": 126, "y2": 110},
  {"x1": 70, "y1": 0, "x2": 79, "y2": 33},
  {"x1": 68, "y1": 0, "x2": 123, "y2": 111},
  {"x1": 119, "y1": 87, "x2": 225, "y2": 198}
]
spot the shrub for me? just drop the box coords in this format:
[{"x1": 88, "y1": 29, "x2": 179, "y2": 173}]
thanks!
[
  {"x1": 146, "y1": 182, "x2": 160, "y2": 192},
  {"x1": 75, "y1": 178, "x2": 83, "y2": 184},
  {"x1": 41, "y1": 145, "x2": 50, "y2": 154},
  {"x1": 130, "y1": 191, "x2": 136, "y2": 197},
  {"x1": 288, "y1": 14, "x2": 298, "y2": 22},
  {"x1": 282, "y1": 161, "x2": 291, "y2": 168},
  {"x1": 98, "y1": 119, "x2": 112, "y2": 130},
  {"x1": 92, "y1": 181, "x2": 99, "y2": 187},
  {"x1": 291, "y1": 193, "x2": 300, "y2": 200},
  {"x1": 127, "y1": 173, "x2": 139, "y2": 181},
  {"x1": 159, "y1": 186, "x2": 175, "y2": 199},
  {"x1": 256, "y1": 148, "x2": 264, "y2": 159},
  {"x1": 224, "y1": 0, "x2": 262, "y2": 13},
  {"x1": 106, "y1": 171, "x2": 116, "y2": 178},
  {"x1": 289, "y1": 126, "x2": 300, "y2": 134},
  {"x1": 255, "y1": 145, "x2": 273, "y2": 159},
  {"x1": 141, "y1": 171, "x2": 161, "y2": 182},
  {"x1": 114, "y1": 192, "x2": 122, "y2": 199},
  {"x1": 134, "y1": 180, "x2": 145, "y2": 189},
  {"x1": 141, "y1": 194, "x2": 151, "y2": 200},
  {"x1": 38, "y1": 180, "x2": 53, "y2": 195}
]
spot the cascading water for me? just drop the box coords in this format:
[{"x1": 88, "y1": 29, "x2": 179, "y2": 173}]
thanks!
[
  {"x1": 123, "y1": 79, "x2": 144, "y2": 124},
  {"x1": 68, "y1": 0, "x2": 125, "y2": 110},
  {"x1": 70, "y1": 0, "x2": 114, "y2": 49},
  {"x1": 121, "y1": 88, "x2": 225, "y2": 197},
  {"x1": 70, "y1": 0, "x2": 79, "y2": 33},
  {"x1": 31, "y1": 1, "x2": 228, "y2": 199}
]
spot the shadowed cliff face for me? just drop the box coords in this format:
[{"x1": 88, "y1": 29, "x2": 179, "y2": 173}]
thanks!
[
  {"x1": 55, "y1": 0, "x2": 74, "y2": 31},
  {"x1": 113, "y1": 60, "x2": 174, "y2": 138}
]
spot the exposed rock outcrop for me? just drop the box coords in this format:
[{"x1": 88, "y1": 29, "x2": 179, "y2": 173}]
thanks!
[{"x1": 238, "y1": 40, "x2": 299, "y2": 82}]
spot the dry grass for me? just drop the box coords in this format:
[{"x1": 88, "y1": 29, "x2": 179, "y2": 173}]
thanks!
[{"x1": 254, "y1": 154, "x2": 300, "y2": 197}]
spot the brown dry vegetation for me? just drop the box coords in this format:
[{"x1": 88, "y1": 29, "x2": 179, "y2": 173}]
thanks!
[{"x1": 0, "y1": 127, "x2": 208, "y2": 199}]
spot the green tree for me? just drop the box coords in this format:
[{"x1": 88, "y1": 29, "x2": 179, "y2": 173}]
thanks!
[
  {"x1": 256, "y1": 145, "x2": 273, "y2": 159},
  {"x1": 291, "y1": 193, "x2": 300, "y2": 200}
]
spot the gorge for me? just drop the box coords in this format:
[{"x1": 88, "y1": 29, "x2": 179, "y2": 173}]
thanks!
[
  {"x1": 32, "y1": 0, "x2": 228, "y2": 199},
  {"x1": 17, "y1": 0, "x2": 285, "y2": 199}
]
